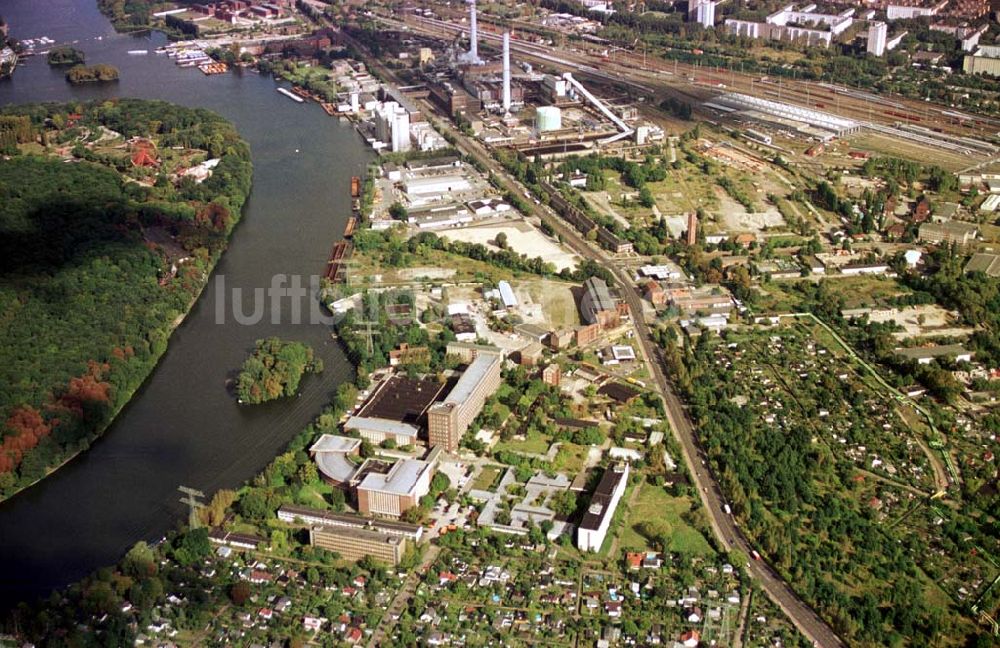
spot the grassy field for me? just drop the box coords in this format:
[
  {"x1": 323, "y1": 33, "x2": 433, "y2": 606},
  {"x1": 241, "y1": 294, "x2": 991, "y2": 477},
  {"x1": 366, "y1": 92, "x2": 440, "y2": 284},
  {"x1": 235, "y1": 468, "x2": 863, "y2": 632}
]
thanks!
[
  {"x1": 495, "y1": 430, "x2": 552, "y2": 455},
  {"x1": 847, "y1": 133, "x2": 980, "y2": 173},
  {"x1": 297, "y1": 481, "x2": 335, "y2": 508},
  {"x1": 619, "y1": 482, "x2": 714, "y2": 556},
  {"x1": 471, "y1": 466, "x2": 502, "y2": 491},
  {"x1": 521, "y1": 279, "x2": 580, "y2": 329},
  {"x1": 552, "y1": 443, "x2": 590, "y2": 474},
  {"x1": 348, "y1": 247, "x2": 516, "y2": 285}
]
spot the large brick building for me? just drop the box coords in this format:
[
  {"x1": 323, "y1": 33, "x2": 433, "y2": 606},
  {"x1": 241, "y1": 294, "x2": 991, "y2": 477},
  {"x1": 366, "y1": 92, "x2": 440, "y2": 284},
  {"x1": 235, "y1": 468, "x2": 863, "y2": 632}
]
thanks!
[
  {"x1": 309, "y1": 525, "x2": 407, "y2": 565},
  {"x1": 356, "y1": 458, "x2": 435, "y2": 518},
  {"x1": 427, "y1": 350, "x2": 503, "y2": 451},
  {"x1": 580, "y1": 277, "x2": 628, "y2": 329}
]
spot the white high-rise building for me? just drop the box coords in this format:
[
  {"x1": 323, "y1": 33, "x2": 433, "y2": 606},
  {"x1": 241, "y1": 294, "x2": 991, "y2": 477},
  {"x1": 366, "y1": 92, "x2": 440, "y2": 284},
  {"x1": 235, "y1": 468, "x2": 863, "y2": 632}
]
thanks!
[
  {"x1": 376, "y1": 101, "x2": 411, "y2": 152},
  {"x1": 391, "y1": 110, "x2": 411, "y2": 152},
  {"x1": 689, "y1": 0, "x2": 717, "y2": 27},
  {"x1": 867, "y1": 21, "x2": 887, "y2": 56}
]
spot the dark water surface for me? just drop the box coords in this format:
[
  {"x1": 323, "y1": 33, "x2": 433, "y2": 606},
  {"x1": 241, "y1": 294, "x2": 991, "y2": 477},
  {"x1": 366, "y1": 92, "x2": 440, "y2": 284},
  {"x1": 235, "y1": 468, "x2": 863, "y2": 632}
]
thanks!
[{"x1": 0, "y1": 0, "x2": 369, "y2": 610}]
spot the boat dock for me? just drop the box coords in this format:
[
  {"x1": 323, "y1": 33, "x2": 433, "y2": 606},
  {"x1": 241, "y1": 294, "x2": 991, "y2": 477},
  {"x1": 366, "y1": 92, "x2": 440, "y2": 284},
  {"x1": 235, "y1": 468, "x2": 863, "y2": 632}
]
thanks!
[{"x1": 199, "y1": 62, "x2": 228, "y2": 75}]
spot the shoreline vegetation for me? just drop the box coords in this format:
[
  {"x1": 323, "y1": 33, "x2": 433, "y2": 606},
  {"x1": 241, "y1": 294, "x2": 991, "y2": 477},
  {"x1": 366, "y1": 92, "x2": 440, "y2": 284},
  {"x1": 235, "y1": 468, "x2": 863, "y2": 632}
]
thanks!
[
  {"x1": 0, "y1": 99, "x2": 252, "y2": 503},
  {"x1": 65, "y1": 63, "x2": 119, "y2": 84},
  {"x1": 236, "y1": 338, "x2": 324, "y2": 404}
]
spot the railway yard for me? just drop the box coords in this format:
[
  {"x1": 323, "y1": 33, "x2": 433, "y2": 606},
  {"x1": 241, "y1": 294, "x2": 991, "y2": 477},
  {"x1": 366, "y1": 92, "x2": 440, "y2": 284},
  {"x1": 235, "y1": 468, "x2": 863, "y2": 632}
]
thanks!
[{"x1": 388, "y1": 10, "x2": 1000, "y2": 154}]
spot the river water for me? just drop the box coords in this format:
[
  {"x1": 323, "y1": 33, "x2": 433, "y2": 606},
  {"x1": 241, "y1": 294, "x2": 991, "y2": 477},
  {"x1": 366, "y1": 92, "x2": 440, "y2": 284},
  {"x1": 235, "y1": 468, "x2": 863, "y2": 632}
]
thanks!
[{"x1": 0, "y1": 0, "x2": 370, "y2": 610}]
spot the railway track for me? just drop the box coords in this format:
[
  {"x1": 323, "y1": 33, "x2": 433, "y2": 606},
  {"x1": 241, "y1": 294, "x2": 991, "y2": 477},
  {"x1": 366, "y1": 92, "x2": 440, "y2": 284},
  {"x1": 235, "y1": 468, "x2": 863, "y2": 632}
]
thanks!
[{"x1": 390, "y1": 10, "x2": 998, "y2": 144}]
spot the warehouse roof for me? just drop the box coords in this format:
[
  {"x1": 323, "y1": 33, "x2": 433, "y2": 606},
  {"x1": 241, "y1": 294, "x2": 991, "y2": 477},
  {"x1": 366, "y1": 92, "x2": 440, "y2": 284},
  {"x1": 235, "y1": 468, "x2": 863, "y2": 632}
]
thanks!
[
  {"x1": 344, "y1": 416, "x2": 420, "y2": 439},
  {"x1": 357, "y1": 375, "x2": 445, "y2": 424},
  {"x1": 444, "y1": 352, "x2": 501, "y2": 407}
]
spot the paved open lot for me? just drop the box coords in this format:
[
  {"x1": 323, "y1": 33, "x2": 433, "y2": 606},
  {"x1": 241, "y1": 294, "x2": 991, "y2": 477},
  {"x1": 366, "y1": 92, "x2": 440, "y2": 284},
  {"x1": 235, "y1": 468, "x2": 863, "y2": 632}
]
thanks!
[{"x1": 439, "y1": 220, "x2": 581, "y2": 271}]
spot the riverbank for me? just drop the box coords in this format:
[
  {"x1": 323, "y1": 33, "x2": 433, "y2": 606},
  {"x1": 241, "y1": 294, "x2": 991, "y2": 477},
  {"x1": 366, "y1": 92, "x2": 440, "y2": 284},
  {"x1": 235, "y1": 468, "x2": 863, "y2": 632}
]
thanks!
[{"x1": 0, "y1": 0, "x2": 371, "y2": 611}]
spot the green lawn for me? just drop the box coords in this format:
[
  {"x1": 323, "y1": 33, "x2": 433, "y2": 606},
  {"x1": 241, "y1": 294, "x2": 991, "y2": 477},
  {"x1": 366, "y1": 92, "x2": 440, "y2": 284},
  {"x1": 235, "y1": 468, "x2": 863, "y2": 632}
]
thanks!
[
  {"x1": 495, "y1": 429, "x2": 552, "y2": 455},
  {"x1": 620, "y1": 482, "x2": 714, "y2": 556},
  {"x1": 552, "y1": 443, "x2": 590, "y2": 474},
  {"x1": 297, "y1": 481, "x2": 334, "y2": 508},
  {"x1": 471, "y1": 466, "x2": 502, "y2": 491}
]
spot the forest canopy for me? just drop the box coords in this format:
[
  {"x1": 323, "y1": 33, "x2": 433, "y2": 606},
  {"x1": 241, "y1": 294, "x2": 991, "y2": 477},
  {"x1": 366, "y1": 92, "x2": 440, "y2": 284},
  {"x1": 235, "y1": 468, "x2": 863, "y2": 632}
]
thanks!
[{"x1": 0, "y1": 99, "x2": 252, "y2": 500}]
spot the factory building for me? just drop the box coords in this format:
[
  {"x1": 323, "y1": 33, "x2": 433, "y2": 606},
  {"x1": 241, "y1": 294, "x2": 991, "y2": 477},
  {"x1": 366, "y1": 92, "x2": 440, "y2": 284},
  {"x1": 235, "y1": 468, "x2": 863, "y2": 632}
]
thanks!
[
  {"x1": 375, "y1": 101, "x2": 411, "y2": 152},
  {"x1": 918, "y1": 220, "x2": 980, "y2": 245},
  {"x1": 580, "y1": 277, "x2": 628, "y2": 329},
  {"x1": 427, "y1": 349, "x2": 503, "y2": 451},
  {"x1": 403, "y1": 174, "x2": 472, "y2": 197},
  {"x1": 357, "y1": 457, "x2": 435, "y2": 518},
  {"x1": 309, "y1": 524, "x2": 408, "y2": 566}
]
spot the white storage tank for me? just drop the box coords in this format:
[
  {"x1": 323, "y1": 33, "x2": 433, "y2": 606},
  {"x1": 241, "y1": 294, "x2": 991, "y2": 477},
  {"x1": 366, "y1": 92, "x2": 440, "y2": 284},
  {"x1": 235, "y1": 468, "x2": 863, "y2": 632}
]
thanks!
[{"x1": 536, "y1": 105, "x2": 562, "y2": 132}]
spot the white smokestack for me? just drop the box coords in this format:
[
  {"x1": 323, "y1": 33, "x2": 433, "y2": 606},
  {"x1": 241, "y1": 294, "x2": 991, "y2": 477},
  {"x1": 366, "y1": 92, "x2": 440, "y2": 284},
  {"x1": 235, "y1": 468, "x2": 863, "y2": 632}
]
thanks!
[
  {"x1": 469, "y1": 0, "x2": 479, "y2": 63},
  {"x1": 502, "y1": 32, "x2": 511, "y2": 112}
]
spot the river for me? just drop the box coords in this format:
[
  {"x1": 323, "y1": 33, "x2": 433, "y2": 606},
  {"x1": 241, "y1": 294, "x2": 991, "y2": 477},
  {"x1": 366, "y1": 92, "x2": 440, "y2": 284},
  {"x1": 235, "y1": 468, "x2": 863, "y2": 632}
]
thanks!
[{"x1": 0, "y1": 0, "x2": 370, "y2": 611}]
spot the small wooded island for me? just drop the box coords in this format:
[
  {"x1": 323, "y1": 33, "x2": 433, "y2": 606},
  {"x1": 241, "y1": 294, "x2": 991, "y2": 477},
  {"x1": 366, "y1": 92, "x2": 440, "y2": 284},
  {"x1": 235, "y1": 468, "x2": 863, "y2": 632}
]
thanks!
[
  {"x1": 66, "y1": 63, "x2": 119, "y2": 84},
  {"x1": 46, "y1": 46, "x2": 86, "y2": 66},
  {"x1": 236, "y1": 338, "x2": 323, "y2": 404}
]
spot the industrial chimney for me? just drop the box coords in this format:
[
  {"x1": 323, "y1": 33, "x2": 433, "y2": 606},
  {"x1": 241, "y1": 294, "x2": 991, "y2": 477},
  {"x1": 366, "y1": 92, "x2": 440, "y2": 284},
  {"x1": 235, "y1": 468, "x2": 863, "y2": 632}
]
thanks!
[
  {"x1": 469, "y1": 0, "x2": 480, "y2": 64},
  {"x1": 502, "y1": 32, "x2": 511, "y2": 112}
]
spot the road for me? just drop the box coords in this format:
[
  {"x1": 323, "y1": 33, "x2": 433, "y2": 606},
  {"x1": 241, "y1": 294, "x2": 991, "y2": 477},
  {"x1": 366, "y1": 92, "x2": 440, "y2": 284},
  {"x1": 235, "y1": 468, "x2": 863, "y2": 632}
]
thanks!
[
  {"x1": 367, "y1": 544, "x2": 441, "y2": 647},
  {"x1": 612, "y1": 268, "x2": 847, "y2": 648},
  {"x1": 341, "y1": 27, "x2": 845, "y2": 648}
]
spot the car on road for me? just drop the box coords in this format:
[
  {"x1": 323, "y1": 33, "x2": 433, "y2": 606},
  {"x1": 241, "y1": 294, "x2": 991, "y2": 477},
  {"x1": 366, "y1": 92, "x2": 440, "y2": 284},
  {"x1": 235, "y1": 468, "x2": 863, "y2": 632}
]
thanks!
[{"x1": 723, "y1": 504, "x2": 732, "y2": 515}]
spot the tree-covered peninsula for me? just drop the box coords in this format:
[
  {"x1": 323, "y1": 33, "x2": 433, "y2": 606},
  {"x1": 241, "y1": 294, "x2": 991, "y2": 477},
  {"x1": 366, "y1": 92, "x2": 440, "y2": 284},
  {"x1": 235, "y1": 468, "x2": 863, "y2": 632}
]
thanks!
[
  {"x1": 0, "y1": 99, "x2": 252, "y2": 501},
  {"x1": 236, "y1": 338, "x2": 323, "y2": 404}
]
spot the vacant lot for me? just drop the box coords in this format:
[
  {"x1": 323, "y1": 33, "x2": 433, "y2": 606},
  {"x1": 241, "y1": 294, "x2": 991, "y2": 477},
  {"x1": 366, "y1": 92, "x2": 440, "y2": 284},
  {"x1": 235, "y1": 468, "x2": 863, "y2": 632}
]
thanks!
[
  {"x1": 620, "y1": 482, "x2": 714, "y2": 556},
  {"x1": 847, "y1": 133, "x2": 982, "y2": 173},
  {"x1": 518, "y1": 278, "x2": 580, "y2": 329},
  {"x1": 440, "y1": 220, "x2": 580, "y2": 271}
]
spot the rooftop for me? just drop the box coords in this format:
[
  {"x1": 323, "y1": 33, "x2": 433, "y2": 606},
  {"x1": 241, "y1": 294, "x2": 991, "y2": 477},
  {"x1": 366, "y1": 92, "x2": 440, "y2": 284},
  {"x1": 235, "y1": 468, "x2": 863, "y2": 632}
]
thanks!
[
  {"x1": 344, "y1": 416, "x2": 420, "y2": 439},
  {"x1": 357, "y1": 375, "x2": 445, "y2": 424},
  {"x1": 311, "y1": 524, "x2": 405, "y2": 547},
  {"x1": 440, "y1": 352, "x2": 502, "y2": 408},
  {"x1": 965, "y1": 252, "x2": 1000, "y2": 277},
  {"x1": 278, "y1": 504, "x2": 423, "y2": 536},
  {"x1": 358, "y1": 458, "x2": 432, "y2": 496},
  {"x1": 310, "y1": 435, "x2": 362, "y2": 484},
  {"x1": 579, "y1": 464, "x2": 629, "y2": 531},
  {"x1": 584, "y1": 276, "x2": 618, "y2": 313}
]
